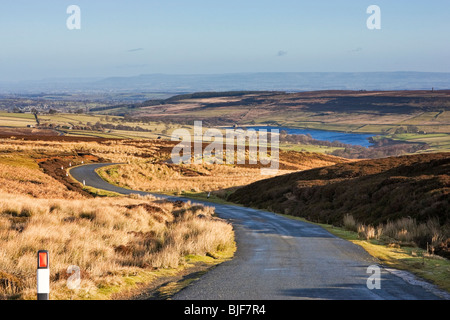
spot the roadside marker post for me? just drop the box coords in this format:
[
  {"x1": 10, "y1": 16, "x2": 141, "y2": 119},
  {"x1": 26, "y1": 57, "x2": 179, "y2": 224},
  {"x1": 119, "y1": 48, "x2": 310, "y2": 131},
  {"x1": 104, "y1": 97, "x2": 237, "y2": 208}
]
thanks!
[{"x1": 37, "y1": 250, "x2": 50, "y2": 300}]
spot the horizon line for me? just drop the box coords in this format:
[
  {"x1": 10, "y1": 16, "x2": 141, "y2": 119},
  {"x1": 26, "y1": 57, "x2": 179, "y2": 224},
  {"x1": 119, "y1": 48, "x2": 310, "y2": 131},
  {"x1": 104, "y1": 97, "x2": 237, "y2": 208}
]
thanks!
[{"x1": 3, "y1": 70, "x2": 450, "y2": 83}]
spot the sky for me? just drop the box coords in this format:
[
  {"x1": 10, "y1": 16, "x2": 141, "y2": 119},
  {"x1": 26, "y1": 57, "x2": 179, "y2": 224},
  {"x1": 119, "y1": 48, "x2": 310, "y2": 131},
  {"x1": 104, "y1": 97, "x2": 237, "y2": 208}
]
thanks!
[{"x1": 0, "y1": 0, "x2": 449, "y2": 81}]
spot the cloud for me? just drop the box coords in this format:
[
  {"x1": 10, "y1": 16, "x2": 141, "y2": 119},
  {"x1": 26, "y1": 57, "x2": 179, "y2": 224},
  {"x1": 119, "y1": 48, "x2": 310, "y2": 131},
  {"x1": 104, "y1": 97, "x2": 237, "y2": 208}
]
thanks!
[
  {"x1": 349, "y1": 47, "x2": 363, "y2": 53},
  {"x1": 127, "y1": 48, "x2": 144, "y2": 52},
  {"x1": 277, "y1": 50, "x2": 288, "y2": 57}
]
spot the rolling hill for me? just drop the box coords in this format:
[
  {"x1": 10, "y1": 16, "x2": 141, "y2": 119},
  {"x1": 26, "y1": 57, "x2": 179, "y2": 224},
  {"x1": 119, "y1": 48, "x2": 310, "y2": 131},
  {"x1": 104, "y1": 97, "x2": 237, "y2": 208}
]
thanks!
[{"x1": 110, "y1": 90, "x2": 450, "y2": 132}]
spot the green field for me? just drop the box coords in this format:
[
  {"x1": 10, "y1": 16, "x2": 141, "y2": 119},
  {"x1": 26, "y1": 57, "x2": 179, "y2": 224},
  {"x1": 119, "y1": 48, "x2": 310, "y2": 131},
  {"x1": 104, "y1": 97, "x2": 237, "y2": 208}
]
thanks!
[
  {"x1": 280, "y1": 143, "x2": 343, "y2": 154},
  {"x1": 390, "y1": 133, "x2": 450, "y2": 152},
  {"x1": 0, "y1": 112, "x2": 189, "y2": 140},
  {"x1": 1, "y1": 106, "x2": 449, "y2": 153}
]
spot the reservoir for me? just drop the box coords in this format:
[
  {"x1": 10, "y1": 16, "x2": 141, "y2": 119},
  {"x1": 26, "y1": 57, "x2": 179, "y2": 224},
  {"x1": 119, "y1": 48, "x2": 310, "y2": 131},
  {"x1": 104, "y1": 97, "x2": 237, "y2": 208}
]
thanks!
[{"x1": 232, "y1": 126, "x2": 375, "y2": 147}]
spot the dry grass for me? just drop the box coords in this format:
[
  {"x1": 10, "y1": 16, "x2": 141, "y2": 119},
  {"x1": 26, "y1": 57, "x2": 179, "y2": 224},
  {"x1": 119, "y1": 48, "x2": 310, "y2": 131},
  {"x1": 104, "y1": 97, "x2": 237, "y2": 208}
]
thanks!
[
  {"x1": 0, "y1": 136, "x2": 345, "y2": 299},
  {"x1": 0, "y1": 137, "x2": 170, "y2": 164},
  {"x1": 0, "y1": 192, "x2": 234, "y2": 300},
  {"x1": 356, "y1": 224, "x2": 383, "y2": 241},
  {"x1": 344, "y1": 214, "x2": 448, "y2": 253},
  {"x1": 343, "y1": 214, "x2": 357, "y2": 232},
  {"x1": 97, "y1": 162, "x2": 290, "y2": 194},
  {"x1": 383, "y1": 218, "x2": 445, "y2": 250},
  {"x1": 0, "y1": 137, "x2": 345, "y2": 197},
  {"x1": 0, "y1": 137, "x2": 235, "y2": 300},
  {"x1": 0, "y1": 162, "x2": 83, "y2": 199},
  {"x1": 92, "y1": 143, "x2": 345, "y2": 195}
]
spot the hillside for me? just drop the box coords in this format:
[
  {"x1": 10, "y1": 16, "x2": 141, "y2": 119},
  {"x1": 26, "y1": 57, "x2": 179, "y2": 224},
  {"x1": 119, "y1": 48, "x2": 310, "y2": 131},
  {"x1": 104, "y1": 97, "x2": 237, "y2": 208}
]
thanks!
[
  {"x1": 228, "y1": 153, "x2": 450, "y2": 258},
  {"x1": 228, "y1": 153, "x2": 450, "y2": 256},
  {"x1": 104, "y1": 89, "x2": 450, "y2": 154},
  {"x1": 229, "y1": 153, "x2": 449, "y2": 225},
  {"x1": 122, "y1": 90, "x2": 450, "y2": 131}
]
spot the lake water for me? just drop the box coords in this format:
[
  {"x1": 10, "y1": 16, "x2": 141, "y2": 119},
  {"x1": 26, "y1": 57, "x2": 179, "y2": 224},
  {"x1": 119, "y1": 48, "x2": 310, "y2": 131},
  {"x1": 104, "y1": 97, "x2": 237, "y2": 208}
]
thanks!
[{"x1": 232, "y1": 126, "x2": 375, "y2": 147}]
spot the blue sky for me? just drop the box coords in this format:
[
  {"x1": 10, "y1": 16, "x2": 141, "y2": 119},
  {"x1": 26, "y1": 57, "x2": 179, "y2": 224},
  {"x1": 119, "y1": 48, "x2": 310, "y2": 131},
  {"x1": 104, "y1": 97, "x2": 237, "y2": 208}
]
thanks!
[{"x1": 0, "y1": 0, "x2": 449, "y2": 81}]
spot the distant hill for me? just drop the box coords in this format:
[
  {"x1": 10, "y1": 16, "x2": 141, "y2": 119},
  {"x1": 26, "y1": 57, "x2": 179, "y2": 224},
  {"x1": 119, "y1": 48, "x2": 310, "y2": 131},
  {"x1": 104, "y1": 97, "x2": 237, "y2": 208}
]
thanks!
[
  {"x1": 228, "y1": 153, "x2": 450, "y2": 227},
  {"x1": 93, "y1": 72, "x2": 450, "y2": 92},
  {"x1": 108, "y1": 89, "x2": 450, "y2": 124},
  {"x1": 2, "y1": 72, "x2": 450, "y2": 94}
]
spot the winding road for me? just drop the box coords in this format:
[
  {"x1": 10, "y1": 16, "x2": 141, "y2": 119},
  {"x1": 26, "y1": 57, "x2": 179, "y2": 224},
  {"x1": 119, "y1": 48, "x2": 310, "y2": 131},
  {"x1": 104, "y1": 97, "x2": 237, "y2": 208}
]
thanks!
[{"x1": 70, "y1": 163, "x2": 448, "y2": 300}]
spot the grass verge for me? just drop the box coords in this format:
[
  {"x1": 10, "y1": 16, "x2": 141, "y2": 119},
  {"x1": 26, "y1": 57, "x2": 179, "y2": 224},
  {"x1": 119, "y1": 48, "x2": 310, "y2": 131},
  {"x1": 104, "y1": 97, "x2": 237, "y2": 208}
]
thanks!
[
  {"x1": 107, "y1": 248, "x2": 236, "y2": 300},
  {"x1": 136, "y1": 247, "x2": 236, "y2": 300},
  {"x1": 276, "y1": 213, "x2": 450, "y2": 294}
]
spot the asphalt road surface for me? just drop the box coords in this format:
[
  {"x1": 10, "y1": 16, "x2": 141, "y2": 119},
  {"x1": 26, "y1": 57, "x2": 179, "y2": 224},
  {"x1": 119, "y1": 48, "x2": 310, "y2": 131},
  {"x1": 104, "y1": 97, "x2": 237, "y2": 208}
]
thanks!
[{"x1": 70, "y1": 163, "x2": 449, "y2": 300}]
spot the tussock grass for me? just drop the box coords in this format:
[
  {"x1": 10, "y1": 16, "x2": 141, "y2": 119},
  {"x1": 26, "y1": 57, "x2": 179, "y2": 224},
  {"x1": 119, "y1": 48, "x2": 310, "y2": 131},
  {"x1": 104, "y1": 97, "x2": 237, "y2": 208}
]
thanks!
[
  {"x1": 0, "y1": 192, "x2": 234, "y2": 300},
  {"x1": 97, "y1": 162, "x2": 281, "y2": 194},
  {"x1": 343, "y1": 214, "x2": 449, "y2": 255},
  {"x1": 343, "y1": 214, "x2": 357, "y2": 232}
]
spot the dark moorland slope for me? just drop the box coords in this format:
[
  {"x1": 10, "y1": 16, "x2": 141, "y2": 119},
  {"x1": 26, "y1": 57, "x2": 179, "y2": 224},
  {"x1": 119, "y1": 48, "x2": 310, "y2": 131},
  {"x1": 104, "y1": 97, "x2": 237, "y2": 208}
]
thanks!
[{"x1": 228, "y1": 153, "x2": 450, "y2": 227}]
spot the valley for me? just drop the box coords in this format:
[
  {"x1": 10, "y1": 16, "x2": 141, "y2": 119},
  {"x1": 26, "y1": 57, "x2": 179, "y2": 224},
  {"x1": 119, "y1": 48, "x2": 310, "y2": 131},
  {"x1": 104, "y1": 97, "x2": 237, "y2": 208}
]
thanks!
[{"x1": 0, "y1": 89, "x2": 449, "y2": 300}]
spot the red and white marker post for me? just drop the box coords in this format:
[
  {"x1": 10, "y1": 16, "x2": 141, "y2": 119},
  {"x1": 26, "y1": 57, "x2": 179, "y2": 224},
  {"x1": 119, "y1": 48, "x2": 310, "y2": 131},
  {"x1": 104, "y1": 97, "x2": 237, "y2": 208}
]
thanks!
[{"x1": 37, "y1": 250, "x2": 50, "y2": 300}]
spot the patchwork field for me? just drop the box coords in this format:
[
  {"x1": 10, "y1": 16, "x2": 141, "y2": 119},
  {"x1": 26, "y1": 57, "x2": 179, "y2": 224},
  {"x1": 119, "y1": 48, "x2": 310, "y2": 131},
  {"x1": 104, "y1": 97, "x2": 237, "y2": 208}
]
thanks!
[
  {"x1": 0, "y1": 111, "x2": 188, "y2": 140},
  {"x1": 2, "y1": 90, "x2": 449, "y2": 154}
]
